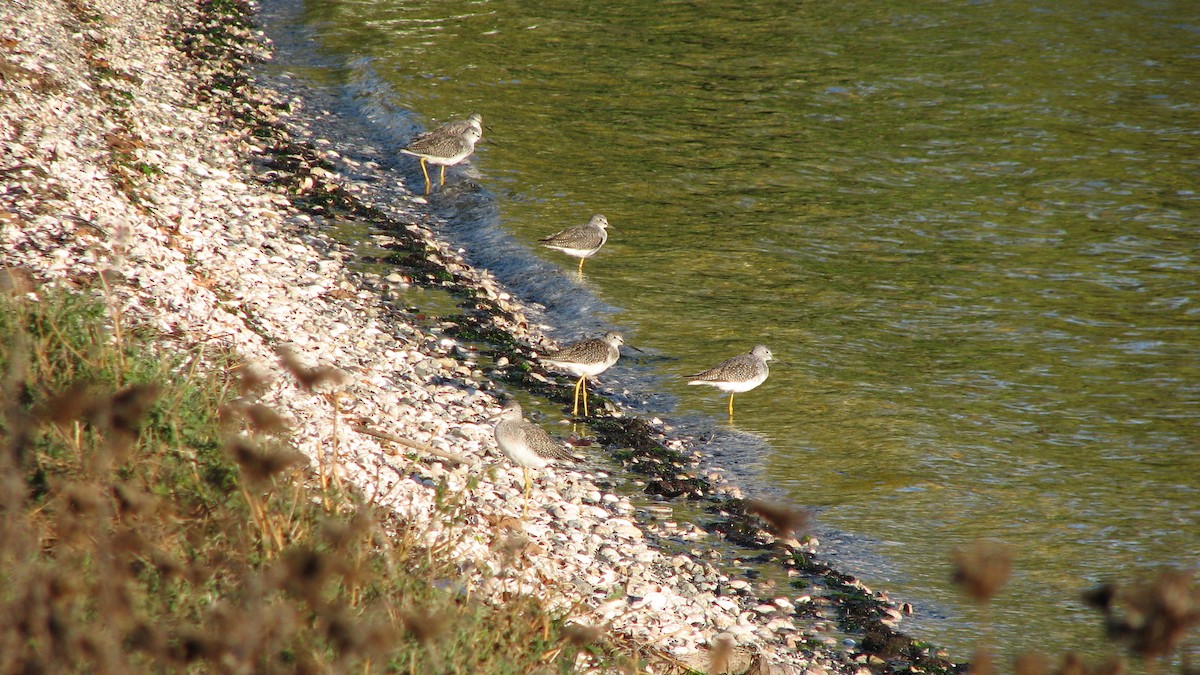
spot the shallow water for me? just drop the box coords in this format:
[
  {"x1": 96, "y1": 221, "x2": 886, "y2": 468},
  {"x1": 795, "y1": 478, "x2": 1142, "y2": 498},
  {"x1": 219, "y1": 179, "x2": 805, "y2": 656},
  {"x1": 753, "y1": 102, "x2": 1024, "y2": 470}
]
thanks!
[{"x1": 262, "y1": 0, "x2": 1200, "y2": 661}]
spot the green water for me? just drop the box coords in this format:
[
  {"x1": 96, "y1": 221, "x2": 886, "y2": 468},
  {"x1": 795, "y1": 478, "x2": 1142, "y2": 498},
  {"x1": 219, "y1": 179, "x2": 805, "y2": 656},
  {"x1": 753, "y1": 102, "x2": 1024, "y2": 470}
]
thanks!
[{"x1": 278, "y1": 0, "x2": 1200, "y2": 661}]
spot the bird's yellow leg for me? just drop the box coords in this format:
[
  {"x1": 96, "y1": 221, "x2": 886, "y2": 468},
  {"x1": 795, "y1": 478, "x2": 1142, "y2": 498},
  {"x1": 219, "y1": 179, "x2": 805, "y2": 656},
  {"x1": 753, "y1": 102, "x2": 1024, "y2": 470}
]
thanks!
[
  {"x1": 577, "y1": 257, "x2": 586, "y2": 273},
  {"x1": 522, "y1": 467, "x2": 531, "y2": 519},
  {"x1": 439, "y1": 164, "x2": 447, "y2": 186},
  {"x1": 571, "y1": 376, "x2": 584, "y2": 416},
  {"x1": 419, "y1": 158, "x2": 432, "y2": 195},
  {"x1": 582, "y1": 380, "x2": 590, "y2": 417},
  {"x1": 728, "y1": 394, "x2": 735, "y2": 421}
]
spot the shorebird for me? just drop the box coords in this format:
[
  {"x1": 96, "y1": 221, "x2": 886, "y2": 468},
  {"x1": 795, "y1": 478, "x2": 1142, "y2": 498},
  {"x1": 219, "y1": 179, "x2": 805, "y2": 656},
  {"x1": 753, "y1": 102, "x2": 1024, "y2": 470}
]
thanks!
[
  {"x1": 540, "y1": 331, "x2": 624, "y2": 417},
  {"x1": 493, "y1": 401, "x2": 577, "y2": 516},
  {"x1": 539, "y1": 214, "x2": 610, "y2": 274},
  {"x1": 400, "y1": 113, "x2": 483, "y2": 194},
  {"x1": 687, "y1": 345, "x2": 773, "y2": 421}
]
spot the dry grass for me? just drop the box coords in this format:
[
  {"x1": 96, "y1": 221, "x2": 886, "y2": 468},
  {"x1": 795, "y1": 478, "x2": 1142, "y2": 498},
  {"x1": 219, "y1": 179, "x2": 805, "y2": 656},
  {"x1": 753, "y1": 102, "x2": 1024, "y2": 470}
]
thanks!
[{"x1": 0, "y1": 285, "x2": 614, "y2": 673}]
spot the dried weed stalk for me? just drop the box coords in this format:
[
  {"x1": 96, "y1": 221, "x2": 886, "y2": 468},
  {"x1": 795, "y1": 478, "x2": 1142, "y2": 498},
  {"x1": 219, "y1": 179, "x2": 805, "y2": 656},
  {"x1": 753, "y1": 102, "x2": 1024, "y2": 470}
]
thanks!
[
  {"x1": 747, "y1": 499, "x2": 810, "y2": 541},
  {"x1": 952, "y1": 539, "x2": 1013, "y2": 605},
  {"x1": 1084, "y1": 570, "x2": 1200, "y2": 661}
]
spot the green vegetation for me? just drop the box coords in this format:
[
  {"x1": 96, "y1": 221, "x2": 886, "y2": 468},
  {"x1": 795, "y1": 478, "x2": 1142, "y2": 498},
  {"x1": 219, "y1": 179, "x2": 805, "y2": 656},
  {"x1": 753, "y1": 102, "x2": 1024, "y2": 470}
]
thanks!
[{"x1": 0, "y1": 283, "x2": 609, "y2": 673}]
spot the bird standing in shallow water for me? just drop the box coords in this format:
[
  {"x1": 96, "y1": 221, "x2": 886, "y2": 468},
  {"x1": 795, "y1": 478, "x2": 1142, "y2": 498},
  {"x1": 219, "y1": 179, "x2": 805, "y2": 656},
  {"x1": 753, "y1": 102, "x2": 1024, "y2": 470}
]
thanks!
[
  {"x1": 540, "y1": 331, "x2": 624, "y2": 417},
  {"x1": 539, "y1": 214, "x2": 610, "y2": 274},
  {"x1": 493, "y1": 401, "x2": 577, "y2": 517},
  {"x1": 687, "y1": 345, "x2": 773, "y2": 421},
  {"x1": 400, "y1": 113, "x2": 483, "y2": 194}
]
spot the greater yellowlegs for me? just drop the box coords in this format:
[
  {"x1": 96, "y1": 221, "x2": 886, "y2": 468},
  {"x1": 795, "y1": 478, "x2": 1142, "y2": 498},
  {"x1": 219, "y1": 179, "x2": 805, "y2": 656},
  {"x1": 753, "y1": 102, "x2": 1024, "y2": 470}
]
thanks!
[
  {"x1": 687, "y1": 345, "x2": 773, "y2": 420},
  {"x1": 493, "y1": 401, "x2": 577, "y2": 516},
  {"x1": 400, "y1": 113, "x2": 483, "y2": 194},
  {"x1": 540, "y1": 331, "x2": 623, "y2": 417},
  {"x1": 539, "y1": 214, "x2": 609, "y2": 273}
]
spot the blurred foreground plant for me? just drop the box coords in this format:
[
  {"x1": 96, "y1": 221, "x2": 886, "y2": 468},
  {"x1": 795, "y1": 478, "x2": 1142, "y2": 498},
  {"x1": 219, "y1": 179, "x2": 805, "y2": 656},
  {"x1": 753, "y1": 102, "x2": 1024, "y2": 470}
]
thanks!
[
  {"x1": 952, "y1": 538, "x2": 1198, "y2": 675},
  {"x1": 0, "y1": 284, "x2": 608, "y2": 673}
]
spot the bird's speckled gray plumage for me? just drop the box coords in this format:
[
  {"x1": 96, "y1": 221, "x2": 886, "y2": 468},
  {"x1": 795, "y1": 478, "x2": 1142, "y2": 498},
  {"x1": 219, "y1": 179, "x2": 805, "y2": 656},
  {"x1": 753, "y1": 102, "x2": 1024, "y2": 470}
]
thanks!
[
  {"x1": 400, "y1": 116, "x2": 483, "y2": 193},
  {"x1": 541, "y1": 331, "x2": 623, "y2": 378},
  {"x1": 540, "y1": 331, "x2": 625, "y2": 416},
  {"x1": 400, "y1": 124, "x2": 482, "y2": 165},
  {"x1": 494, "y1": 401, "x2": 577, "y2": 469},
  {"x1": 539, "y1": 214, "x2": 609, "y2": 259},
  {"x1": 687, "y1": 345, "x2": 773, "y2": 393}
]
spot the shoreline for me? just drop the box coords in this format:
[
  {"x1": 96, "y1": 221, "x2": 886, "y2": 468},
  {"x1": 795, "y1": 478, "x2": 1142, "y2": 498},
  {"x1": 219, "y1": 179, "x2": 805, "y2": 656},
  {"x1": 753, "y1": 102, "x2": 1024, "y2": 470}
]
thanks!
[{"x1": 1, "y1": 0, "x2": 957, "y2": 672}]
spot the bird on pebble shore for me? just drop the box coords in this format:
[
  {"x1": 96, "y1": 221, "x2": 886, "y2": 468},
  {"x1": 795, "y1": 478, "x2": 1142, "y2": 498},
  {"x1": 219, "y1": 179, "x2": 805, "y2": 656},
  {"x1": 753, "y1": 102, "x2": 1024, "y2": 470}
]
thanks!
[
  {"x1": 493, "y1": 401, "x2": 578, "y2": 517},
  {"x1": 540, "y1": 331, "x2": 625, "y2": 418},
  {"x1": 400, "y1": 113, "x2": 483, "y2": 194},
  {"x1": 539, "y1": 214, "x2": 610, "y2": 275},
  {"x1": 687, "y1": 345, "x2": 773, "y2": 421}
]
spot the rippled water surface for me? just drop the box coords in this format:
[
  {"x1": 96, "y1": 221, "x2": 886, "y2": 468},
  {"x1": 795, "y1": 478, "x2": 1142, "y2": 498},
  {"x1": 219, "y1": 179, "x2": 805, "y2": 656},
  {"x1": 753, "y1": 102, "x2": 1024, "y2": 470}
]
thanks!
[{"x1": 264, "y1": 0, "x2": 1200, "y2": 660}]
